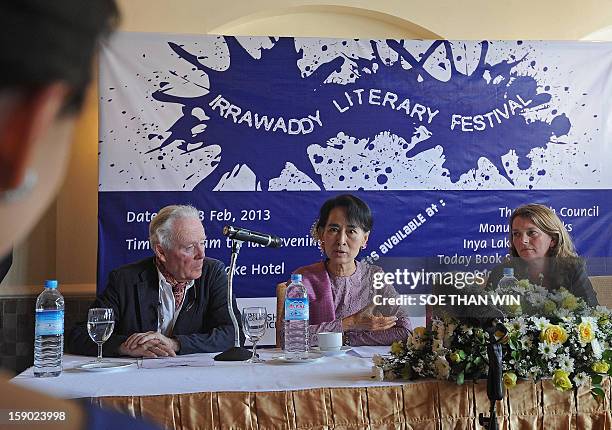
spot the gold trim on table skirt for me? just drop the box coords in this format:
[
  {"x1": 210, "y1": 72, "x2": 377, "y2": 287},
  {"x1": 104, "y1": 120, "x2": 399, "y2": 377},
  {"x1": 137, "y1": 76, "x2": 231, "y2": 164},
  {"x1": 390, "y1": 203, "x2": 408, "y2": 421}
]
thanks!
[{"x1": 91, "y1": 377, "x2": 612, "y2": 430}]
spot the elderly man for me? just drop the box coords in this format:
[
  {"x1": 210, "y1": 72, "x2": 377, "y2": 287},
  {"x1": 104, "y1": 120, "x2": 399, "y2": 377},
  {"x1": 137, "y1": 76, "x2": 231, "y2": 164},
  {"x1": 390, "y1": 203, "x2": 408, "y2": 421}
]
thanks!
[{"x1": 68, "y1": 205, "x2": 241, "y2": 357}]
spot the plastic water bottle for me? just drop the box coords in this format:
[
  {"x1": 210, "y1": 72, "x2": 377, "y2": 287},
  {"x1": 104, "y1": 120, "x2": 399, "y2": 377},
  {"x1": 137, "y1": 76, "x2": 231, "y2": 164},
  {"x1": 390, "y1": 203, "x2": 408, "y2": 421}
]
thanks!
[
  {"x1": 34, "y1": 280, "x2": 64, "y2": 377},
  {"x1": 284, "y1": 274, "x2": 309, "y2": 359},
  {"x1": 497, "y1": 267, "x2": 519, "y2": 290}
]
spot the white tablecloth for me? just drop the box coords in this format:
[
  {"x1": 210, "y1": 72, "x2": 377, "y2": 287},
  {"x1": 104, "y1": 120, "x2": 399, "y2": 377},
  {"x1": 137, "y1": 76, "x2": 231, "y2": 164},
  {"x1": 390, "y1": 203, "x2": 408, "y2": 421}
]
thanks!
[{"x1": 12, "y1": 347, "x2": 398, "y2": 399}]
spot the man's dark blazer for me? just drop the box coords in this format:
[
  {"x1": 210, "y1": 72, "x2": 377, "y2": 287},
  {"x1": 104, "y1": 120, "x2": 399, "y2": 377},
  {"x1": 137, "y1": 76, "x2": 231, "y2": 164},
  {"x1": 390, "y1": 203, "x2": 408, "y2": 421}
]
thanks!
[{"x1": 67, "y1": 257, "x2": 243, "y2": 356}]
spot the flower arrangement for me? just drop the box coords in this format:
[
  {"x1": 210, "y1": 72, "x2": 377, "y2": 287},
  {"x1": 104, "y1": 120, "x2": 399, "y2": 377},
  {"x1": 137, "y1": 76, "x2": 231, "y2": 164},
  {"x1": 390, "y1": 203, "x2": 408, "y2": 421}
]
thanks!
[{"x1": 372, "y1": 282, "x2": 612, "y2": 400}]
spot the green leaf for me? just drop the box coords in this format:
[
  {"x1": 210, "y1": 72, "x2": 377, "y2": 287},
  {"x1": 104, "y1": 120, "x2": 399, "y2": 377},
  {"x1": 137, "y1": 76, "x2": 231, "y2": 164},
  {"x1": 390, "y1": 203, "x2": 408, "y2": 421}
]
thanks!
[
  {"x1": 591, "y1": 375, "x2": 603, "y2": 385},
  {"x1": 591, "y1": 387, "x2": 605, "y2": 401},
  {"x1": 473, "y1": 356, "x2": 482, "y2": 366},
  {"x1": 456, "y1": 372, "x2": 465, "y2": 385},
  {"x1": 602, "y1": 350, "x2": 612, "y2": 361}
]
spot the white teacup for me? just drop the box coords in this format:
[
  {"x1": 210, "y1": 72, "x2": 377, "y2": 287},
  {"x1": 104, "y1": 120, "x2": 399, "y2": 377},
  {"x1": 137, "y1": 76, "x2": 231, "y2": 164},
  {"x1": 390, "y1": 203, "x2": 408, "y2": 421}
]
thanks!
[{"x1": 317, "y1": 332, "x2": 342, "y2": 351}]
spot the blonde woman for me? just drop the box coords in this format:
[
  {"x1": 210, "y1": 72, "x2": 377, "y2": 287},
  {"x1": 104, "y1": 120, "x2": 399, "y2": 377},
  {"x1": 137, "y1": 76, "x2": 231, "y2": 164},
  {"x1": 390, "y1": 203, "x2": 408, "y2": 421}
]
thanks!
[{"x1": 487, "y1": 204, "x2": 597, "y2": 305}]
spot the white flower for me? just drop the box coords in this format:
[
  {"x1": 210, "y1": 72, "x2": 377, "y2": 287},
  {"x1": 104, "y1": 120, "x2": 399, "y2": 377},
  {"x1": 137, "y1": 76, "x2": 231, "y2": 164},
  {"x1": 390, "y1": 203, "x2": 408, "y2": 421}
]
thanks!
[
  {"x1": 557, "y1": 354, "x2": 575, "y2": 373},
  {"x1": 372, "y1": 354, "x2": 385, "y2": 367},
  {"x1": 432, "y1": 339, "x2": 445, "y2": 354},
  {"x1": 531, "y1": 316, "x2": 550, "y2": 331},
  {"x1": 372, "y1": 366, "x2": 384, "y2": 381},
  {"x1": 591, "y1": 338, "x2": 603, "y2": 360},
  {"x1": 555, "y1": 308, "x2": 572, "y2": 319},
  {"x1": 384, "y1": 370, "x2": 397, "y2": 381},
  {"x1": 538, "y1": 342, "x2": 560, "y2": 359},
  {"x1": 434, "y1": 356, "x2": 450, "y2": 380},
  {"x1": 521, "y1": 336, "x2": 533, "y2": 349},
  {"x1": 432, "y1": 320, "x2": 445, "y2": 339},
  {"x1": 460, "y1": 325, "x2": 473, "y2": 335},
  {"x1": 574, "y1": 372, "x2": 591, "y2": 388}
]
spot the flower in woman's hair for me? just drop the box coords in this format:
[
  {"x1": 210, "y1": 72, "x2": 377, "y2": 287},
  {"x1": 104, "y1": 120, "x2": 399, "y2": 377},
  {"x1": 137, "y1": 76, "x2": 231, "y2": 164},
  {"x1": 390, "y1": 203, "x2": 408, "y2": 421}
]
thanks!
[
  {"x1": 591, "y1": 361, "x2": 610, "y2": 374},
  {"x1": 503, "y1": 372, "x2": 517, "y2": 389},
  {"x1": 552, "y1": 369, "x2": 572, "y2": 391},
  {"x1": 578, "y1": 319, "x2": 596, "y2": 344},
  {"x1": 540, "y1": 324, "x2": 568, "y2": 345},
  {"x1": 574, "y1": 372, "x2": 591, "y2": 388}
]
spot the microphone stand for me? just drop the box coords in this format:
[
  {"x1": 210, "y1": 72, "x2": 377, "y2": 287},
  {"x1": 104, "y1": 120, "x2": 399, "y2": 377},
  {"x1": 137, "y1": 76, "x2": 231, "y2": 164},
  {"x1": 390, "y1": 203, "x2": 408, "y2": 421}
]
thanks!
[
  {"x1": 478, "y1": 322, "x2": 505, "y2": 430},
  {"x1": 214, "y1": 239, "x2": 252, "y2": 361}
]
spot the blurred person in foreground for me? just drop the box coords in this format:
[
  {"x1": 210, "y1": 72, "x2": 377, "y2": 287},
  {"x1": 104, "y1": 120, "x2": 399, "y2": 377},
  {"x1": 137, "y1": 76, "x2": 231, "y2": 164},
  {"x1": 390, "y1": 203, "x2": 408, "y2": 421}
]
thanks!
[
  {"x1": 286, "y1": 194, "x2": 412, "y2": 347},
  {"x1": 68, "y1": 205, "x2": 242, "y2": 357},
  {"x1": 487, "y1": 203, "x2": 598, "y2": 306},
  {"x1": 0, "y1": 1, "x2": 160, "y2": 428}
]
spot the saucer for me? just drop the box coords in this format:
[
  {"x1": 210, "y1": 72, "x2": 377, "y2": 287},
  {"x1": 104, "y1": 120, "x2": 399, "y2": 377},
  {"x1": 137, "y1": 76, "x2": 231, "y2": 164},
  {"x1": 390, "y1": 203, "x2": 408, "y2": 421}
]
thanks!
[
  {"x1": 311, "y1": 346, "x2": 352, "y2": 357},
  {"x1": 269, "y1": 352, "x2": 323, "y2": 364}
]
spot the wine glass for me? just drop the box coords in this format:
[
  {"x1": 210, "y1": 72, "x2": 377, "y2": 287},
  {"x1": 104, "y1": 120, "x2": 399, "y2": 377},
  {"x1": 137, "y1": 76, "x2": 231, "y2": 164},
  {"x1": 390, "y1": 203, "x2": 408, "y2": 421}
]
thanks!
[
  {"x1": 242, "y1": 307, "x2": 267, "y2": 363},
  {"x1": 87, "y1": 308, "x2": 115, "y2": 363}
]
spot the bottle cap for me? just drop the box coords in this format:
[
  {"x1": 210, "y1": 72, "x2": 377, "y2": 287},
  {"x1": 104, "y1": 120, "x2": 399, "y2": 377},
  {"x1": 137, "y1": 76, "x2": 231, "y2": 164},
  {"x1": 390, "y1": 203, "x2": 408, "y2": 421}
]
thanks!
[
  {"x1": 502, "y1": 268, "x2": 514, "y2": 277},
  {"x1": 290, "y1": 274, "x2": 302, "y2": 283},
  {"x1": 45, "y1": 279, "x2": 58, "y2": 289}
]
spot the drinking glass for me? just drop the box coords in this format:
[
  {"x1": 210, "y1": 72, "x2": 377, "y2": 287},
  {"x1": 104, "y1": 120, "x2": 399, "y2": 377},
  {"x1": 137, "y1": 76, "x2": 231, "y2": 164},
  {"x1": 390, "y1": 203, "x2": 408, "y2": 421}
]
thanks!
[
  {"x1": 87, "y1": 308, "x2": 115, "y2": 363},
  {"x1": 242, "y1": 307, "x2": 267, "y2": 363}
]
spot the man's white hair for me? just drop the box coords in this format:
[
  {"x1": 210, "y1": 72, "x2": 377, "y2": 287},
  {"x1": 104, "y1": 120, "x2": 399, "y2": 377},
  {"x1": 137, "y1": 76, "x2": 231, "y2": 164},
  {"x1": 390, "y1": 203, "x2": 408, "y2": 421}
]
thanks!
[{"x1": 149, "y1": 205, "x2": 201, "y2": 250}]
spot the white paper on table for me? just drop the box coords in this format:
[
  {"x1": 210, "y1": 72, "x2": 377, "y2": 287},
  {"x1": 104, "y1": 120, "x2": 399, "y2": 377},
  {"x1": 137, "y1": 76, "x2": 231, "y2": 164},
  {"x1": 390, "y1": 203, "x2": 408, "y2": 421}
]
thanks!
[
  {"x1": 139, "y1": 355, "x2": 215, "y2": 369},
  {"x1": 348, "y1": 346, "x2": 390, "y2": 358}
]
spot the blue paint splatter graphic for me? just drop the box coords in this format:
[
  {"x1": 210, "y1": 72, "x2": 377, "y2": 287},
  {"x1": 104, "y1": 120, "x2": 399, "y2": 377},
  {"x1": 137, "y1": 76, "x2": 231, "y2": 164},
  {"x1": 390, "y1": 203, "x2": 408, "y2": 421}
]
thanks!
[{"x1": 102, "y1": 37, "x2": 594, "y2": 192}]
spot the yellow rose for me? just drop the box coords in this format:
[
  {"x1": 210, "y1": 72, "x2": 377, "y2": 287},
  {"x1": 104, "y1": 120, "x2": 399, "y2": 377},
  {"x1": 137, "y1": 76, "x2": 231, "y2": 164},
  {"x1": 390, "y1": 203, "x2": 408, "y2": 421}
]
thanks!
[
  {"x1": 408, "y1": 327, "x2": 428, "y2": 351},
  {"x1": 391, "y1": 341, "x2": 404, "y2": 355},
  {"x1": 503, "y1": 372, "x2": 517, "y2": 389},
  {"x1": 561, "y1": 295, "x2": 578, "y2": 311},
  {"x1": 413, "y1": 326, "x2": 427, "y2": 337},
  {"x1": 543, "y1": 300, "x2": 557, "y2": 315},
  {"x1": 449, "y1": 352, "x2": 462, "y2": 363},
  {"x1": 540, "y1": 324, "x2": 568, "y2": 345},
  {"x1": 592, "y1": 361, "x2": 610, "y2": 374},
  {"x1": 578, "y1": 321, "x2": 596, "y2": 344},
  {"x1": 552, "y1": 369, "x2": 573, "y2": 391}
]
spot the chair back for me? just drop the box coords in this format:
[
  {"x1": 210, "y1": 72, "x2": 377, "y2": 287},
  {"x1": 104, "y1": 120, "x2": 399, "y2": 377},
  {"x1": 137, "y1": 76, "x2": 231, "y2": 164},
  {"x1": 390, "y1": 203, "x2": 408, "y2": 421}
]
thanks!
[{"x1": 589, "y1": 276, "x2": 612, "y2": 308}]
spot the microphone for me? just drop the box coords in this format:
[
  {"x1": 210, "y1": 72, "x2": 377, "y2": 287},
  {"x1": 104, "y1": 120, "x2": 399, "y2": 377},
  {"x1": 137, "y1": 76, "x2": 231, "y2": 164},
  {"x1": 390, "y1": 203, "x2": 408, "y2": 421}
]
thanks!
[{"x1": 223, "y1": 225, "x2": 282, "y2": 248}]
